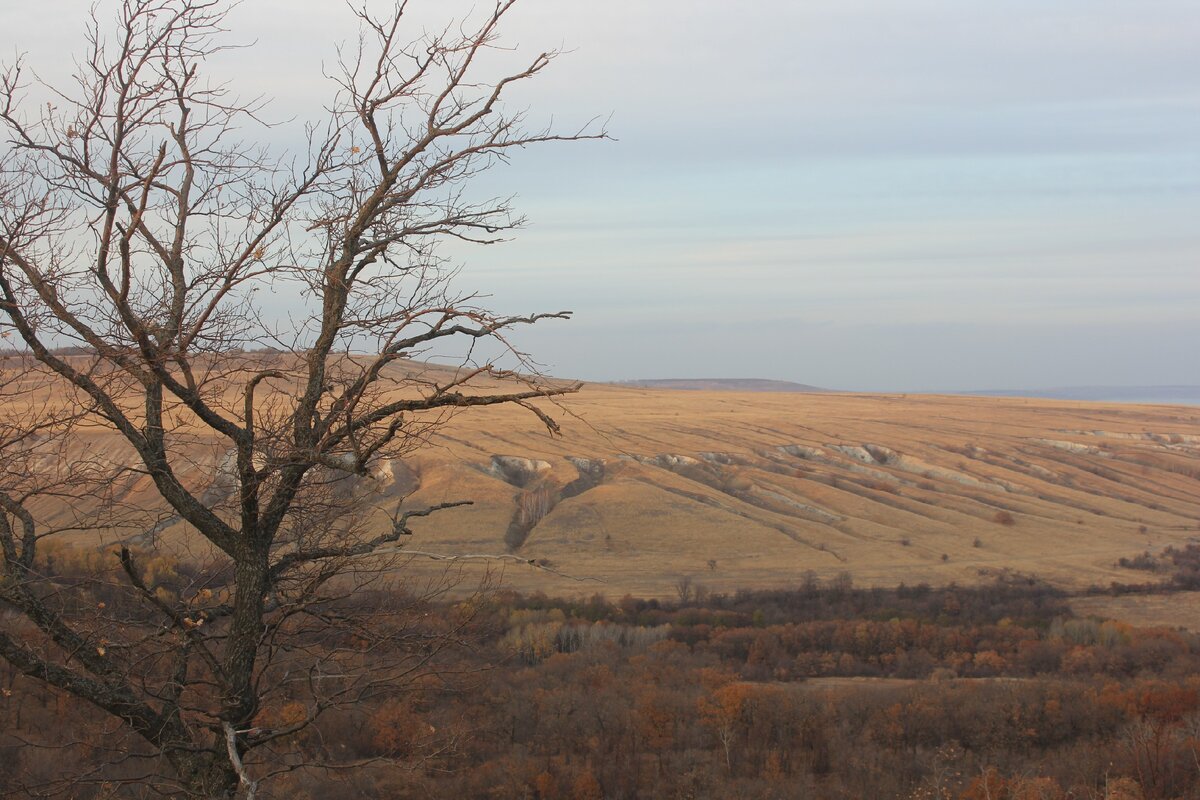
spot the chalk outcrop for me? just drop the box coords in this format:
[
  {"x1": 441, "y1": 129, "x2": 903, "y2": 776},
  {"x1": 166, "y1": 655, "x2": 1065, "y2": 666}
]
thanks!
[{"x1": 490, "y1": 455, "x2": 552, "y2": 488}]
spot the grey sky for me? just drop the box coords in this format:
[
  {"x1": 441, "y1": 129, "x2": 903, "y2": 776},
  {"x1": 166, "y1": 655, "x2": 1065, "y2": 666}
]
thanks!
[{"x1": 6, "y1": 1, "x2": 1199, "y2": 391}]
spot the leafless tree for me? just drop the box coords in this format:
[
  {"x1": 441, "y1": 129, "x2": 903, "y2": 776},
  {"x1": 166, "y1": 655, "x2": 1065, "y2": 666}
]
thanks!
[{"x1": 0, "y1": 0, "x2": 603, "y2": 795}]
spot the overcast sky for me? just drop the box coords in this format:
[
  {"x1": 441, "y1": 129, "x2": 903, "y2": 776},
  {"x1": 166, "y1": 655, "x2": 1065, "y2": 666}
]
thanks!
[{"x1": 6, "y1": 1, "x2": 1199, "y2": 391}]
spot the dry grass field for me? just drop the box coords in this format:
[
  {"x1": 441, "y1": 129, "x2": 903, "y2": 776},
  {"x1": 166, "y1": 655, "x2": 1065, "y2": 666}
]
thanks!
[
  {"x1": 15, "y1": 359, "x2": 1200, "y2": 604},
  {"x1": 1070, "y1": 591, "x2": 1200, "y2": 630},
  {"x1": 402, "y1": 381, "x2": 1200, "y2": 599}
]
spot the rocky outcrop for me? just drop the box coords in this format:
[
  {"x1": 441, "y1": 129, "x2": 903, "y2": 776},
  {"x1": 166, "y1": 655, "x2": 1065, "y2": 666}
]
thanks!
[
  {"x1": 1034, "y1": 439, "x2": 1112, "y2": 458},
  {"x1": 864, "y1": 444, "x2": 899, "y2": 465},
  {"x1": 490, "y1": 455, "x2": 552, "y2": 488},
  {"x1": 368, "y1": 458, "x2": 420, "y2": 495},
  {"x1": 778, "y1": 445, "x2": 826, "y2": 460},
  {"x1": 700, "y1": 451, "x2": 754, "y2": 466},
  {"x1": 654, "y1": 454, "x2": 703, "y2": 469},
  {"x1": 828, "y1": 445, "x2": 877, "y2": 464}
]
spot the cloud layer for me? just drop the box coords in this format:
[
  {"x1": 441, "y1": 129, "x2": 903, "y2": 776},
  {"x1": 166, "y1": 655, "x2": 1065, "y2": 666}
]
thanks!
[{"x1": 7, "y1": 0, "x2": 1199, "y2": 391}]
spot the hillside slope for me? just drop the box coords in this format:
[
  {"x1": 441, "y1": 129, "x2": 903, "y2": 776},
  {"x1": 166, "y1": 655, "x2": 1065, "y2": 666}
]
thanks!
[
  {"x1": 21, "y1": 366, "x2": 1200, "y2": 597},
  {"x1": 615, "y1": 378, "x2": 829, "y2": 392},
  {"x1": 400, "y1": 385, "x2": 1200, "y2": 595}
]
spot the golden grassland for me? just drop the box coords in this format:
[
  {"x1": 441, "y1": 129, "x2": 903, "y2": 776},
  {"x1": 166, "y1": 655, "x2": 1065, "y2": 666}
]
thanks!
[
  {"x1": 1070, "y1": 591, "x2": 1200, "y2": 629},
  {"x1": 10, "y1": 357, "x2": 1200, "y2": 612},
  {"x1": 404, "y1": 383, "x2": 1200, "y2": 597}
]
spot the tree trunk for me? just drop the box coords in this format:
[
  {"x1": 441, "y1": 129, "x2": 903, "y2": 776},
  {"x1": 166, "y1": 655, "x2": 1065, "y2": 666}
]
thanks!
[{"x1": 223, "y1": 548, "x2": 270, "y2": 726}]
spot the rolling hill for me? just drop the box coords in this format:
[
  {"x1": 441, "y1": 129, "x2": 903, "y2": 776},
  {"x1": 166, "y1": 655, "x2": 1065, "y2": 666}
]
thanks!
[
  {"x1": 18, "y1": 362, "x2": 1200, "y2": 599},
  {"x1": 615, "y1": 378, "x2": 829, "y2": 392}
]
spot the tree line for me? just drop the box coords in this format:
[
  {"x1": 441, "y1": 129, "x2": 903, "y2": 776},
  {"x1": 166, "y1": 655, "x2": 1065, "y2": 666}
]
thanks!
[{"x1": 6, "y1": 567, "x2": 1200, "y2": 798}]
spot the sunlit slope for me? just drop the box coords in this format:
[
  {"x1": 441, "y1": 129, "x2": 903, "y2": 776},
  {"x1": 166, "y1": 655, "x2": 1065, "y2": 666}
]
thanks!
[
  {"x1": 389, "y1": 383, "x2": 1200, "y2": 595},
  {"x1": 17, "y1": 363, "x2": 1200, "y2": 597}
]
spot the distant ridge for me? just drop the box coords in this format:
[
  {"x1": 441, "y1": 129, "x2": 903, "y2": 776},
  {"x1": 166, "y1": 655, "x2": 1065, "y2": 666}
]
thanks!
[
  {"x1": 958, "y1": 385, "x2": 1200, "y2": 405},
  {"x1": 616, "y1": 378, "x2": 830, "y2": 393}
]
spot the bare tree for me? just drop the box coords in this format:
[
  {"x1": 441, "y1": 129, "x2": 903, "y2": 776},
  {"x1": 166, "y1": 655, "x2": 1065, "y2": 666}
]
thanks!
[{"x1": 0, "y1": 0, "x2": 603, "y2": 795}]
